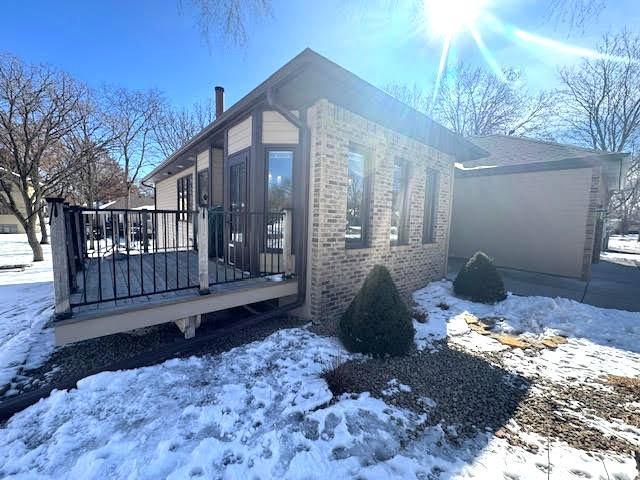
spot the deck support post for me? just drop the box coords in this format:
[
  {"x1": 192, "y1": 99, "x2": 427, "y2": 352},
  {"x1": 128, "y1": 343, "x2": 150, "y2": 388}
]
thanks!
[
  {"x1": 47, "y1": 197, "x2": 72, "y2": 319},
  {"x1": 282, "y1": 208, "x2": 293, "y2": 277},
  {"x1": 198, "y1": 207, "x2": 209, "y2": 294},
  {"x1": 175, "y1": 314, "x2": 201, "y2": 339}
]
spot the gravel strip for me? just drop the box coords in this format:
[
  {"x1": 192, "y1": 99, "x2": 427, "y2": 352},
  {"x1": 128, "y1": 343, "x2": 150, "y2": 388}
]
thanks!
[
  {"x1": 324, "y1": 341, "x2": 530, "y2": 441},
  {"x1": 323, "y1": 339, "x2": 638, "y2": 454}
]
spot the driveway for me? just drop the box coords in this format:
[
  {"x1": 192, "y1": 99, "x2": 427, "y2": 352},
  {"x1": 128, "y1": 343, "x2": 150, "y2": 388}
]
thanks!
[{"x1": 447, "y1": 252, "x2": 640, "y2": 312}]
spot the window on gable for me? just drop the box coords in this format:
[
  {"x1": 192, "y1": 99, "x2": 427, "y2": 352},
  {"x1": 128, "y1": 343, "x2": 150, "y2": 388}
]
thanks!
[
  {"x1": 345, "y1": 145, "x2": 371, "y2": 248},
  {"x1": 422, "y1": 168, "x2": 440, "y2": 243},
  {"x1": 390, "y1": 158, "x2": 410, "y2": 245}
]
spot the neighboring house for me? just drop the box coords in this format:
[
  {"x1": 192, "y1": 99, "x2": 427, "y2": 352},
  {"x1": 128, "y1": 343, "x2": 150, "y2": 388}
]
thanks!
[
  {"x1": 0, "y1": 178, "x2": 39, "y2": 234},
  {"x1": 450, "y1": 135, "x2": 629, "y2": 280},
  {"x1": 47, "y1": 49, "x2": 483, "y2": 345},
  {"x1": 99, "y1": 194, "x2": 155, "y2": 210}
]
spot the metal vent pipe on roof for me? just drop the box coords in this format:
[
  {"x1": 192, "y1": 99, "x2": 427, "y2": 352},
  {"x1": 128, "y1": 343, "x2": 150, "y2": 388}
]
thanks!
[{"x1": 215, "y1": 86, "x2": 224, "y2": 118}]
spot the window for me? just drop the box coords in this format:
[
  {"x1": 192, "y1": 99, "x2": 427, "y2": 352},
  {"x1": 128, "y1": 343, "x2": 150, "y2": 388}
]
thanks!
[
  {"x1": 0, "y1": 224, "x2": 18, "y2": 234},
  {"x1": 422, "y1": 168, "x2": 440, "y2": 243},
  {"x1": 346, "y1": 145, "x2": 371, "y2": 248},
  {"x1": 177, "y1": 174, "x2": 193, "y2": 220},
  {"x1": 390, "y1": 158, "x2": 410, "y2": 245},
  {"x1": 267, "y1": 151, "x2": 293, "y2": 211},
  {"x1": 266, "y1": 151, "x2": 294, "y2": 252},
  {"x1": 197, "y1": 169, "x2": 209, "y2": 207}
]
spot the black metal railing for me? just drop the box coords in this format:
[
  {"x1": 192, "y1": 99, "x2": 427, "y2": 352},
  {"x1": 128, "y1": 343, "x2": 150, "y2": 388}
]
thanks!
[
  {"x1": 64, "y1": 206, "x2": 198, "y2": 307},
  {"x1": 62, "y1": 205, "x2": 289, "y2": 308},
  {"x1": 206, "y1": 209, "x2": 287, "y2": 285}
]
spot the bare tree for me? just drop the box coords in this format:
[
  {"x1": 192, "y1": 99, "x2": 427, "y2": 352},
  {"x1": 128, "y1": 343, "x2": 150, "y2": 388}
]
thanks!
[
  {"x1": 63, "y1": 91, "x2": 121, "y2": 208},
  {"x1": 181, "y1": 0, "x2": 271, "y2": 48},
  {"x1": 609, "y1": 155, "x2": 640, "y2": 237},
  {"x1": 104, "y1": 87, "x2": 162, "y2": 210},
  {"x1": 153, "y1": 98, "x2": 214, "y2": 158},
  {"x1": 383, "y1": 83, "x2": 430, "y2": 113},
  {"x1": 0, "y1": 54, "x2": 84, "y2": 261},
  {"x1": 559, "y1": 31, "x2": 640, "y2": 152},
  {"x1": 546, "y1": 0, "x2": 606, "y2": 33},
  {"x1": 559, "y1": 31, "x2": 640, "y2": 235},
  {"x1": 431, "y1": 62, "x2": 556, "y2": 138}
]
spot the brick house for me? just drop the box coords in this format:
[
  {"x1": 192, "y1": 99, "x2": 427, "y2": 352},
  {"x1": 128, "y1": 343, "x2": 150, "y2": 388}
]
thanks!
[{"x1": 47, "y1": 49, "x2": 484, "y2": 344}]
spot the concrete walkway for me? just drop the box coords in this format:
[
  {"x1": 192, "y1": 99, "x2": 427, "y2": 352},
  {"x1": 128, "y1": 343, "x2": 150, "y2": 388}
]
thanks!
[{"x1": 447, "y1": 254, "x2": 640, "y2": 312}]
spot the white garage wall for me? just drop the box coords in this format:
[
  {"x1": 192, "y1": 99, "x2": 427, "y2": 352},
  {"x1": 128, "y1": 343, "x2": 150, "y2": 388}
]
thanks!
[{"x1": 450, "y1": 167, "x2": 594, "y2": 278}]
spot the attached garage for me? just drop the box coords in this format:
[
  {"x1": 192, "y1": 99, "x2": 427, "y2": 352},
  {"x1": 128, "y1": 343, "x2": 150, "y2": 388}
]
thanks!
[{"x1": 449, "y1": 135, "x2": 629, "y2": 280}]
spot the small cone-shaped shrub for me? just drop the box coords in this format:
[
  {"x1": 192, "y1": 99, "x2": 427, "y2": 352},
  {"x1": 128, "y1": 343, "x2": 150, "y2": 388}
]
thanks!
[
  {"x1": 339, "y1": 265, "x2": 415, "y2": 356},
  {"x1": 453, "y1": 252, "x2": 507, "y2": 303}
]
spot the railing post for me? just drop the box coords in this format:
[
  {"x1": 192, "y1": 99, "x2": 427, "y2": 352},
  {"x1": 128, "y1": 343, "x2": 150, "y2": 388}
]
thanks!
[
  {"x1": 282, "y1": 208, "x2": 293, "y2": 278},
  {"x1": 46, "y1": 197, "x2": 72, "y2": 319},
  {"x1": 198, "y1": 207, "x2": 209, "y2": 294},
  {"x1": 142, "y1": 211, "x2": 149, "y2": 253}
]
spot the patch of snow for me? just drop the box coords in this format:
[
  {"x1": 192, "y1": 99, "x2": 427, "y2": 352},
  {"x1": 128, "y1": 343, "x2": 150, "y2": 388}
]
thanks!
[
  {"x1": 600, "y1": 250, "x2": 639, "y2": 267},
  {"x1": 458, "y1": 429, "x2": 636, "y2": 480},
  {"x1": 381, "y1": 378, "x2": 412, "y2": 396},
  {"x1": 608, "y1": 234, "x2": 640, "y2": 255},
  {"x1": 0, "y1": 234, "x2": 55, "y2": 392},
  {"x1": 413, "y1": 281, "x2": 640, "y2": 384}
]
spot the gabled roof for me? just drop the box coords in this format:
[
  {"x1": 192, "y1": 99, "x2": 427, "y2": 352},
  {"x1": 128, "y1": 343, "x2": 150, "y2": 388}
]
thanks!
[
  {"x1": 464, "y1": 134, "x2": 624, "y2": 167},
  {"x1": 144, "y1": 48, "x2": 486, "y2": 182}
]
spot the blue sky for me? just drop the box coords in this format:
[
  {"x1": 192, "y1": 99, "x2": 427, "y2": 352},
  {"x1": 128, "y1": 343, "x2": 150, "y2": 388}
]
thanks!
[{"x1": 2, "y1": 0, "x2": 639, "y2": 111}]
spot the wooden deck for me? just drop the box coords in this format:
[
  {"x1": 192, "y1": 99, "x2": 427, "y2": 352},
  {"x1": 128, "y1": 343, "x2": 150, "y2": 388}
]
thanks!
[
  {"x1": 69, "y1": 251, "x2": 278, "y2": 316},
  {"x1": 56, "y1": 278, "x2": 298, "y2": 345}
]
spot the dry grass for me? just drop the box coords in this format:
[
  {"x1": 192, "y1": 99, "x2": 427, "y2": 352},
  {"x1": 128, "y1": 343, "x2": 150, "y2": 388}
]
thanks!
[
  {"x1": 606, "y1": 375, "x2": 640, "y2": 396},
  {"x1": 321, "y1": 359, "x2": 354, "y2": 397}
]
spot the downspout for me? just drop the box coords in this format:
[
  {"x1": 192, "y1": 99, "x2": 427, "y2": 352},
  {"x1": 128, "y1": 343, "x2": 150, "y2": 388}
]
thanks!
[
  {"x1": 141, "y1": 179, "x2": 157, "y2": 210},
  {"x1": 443, "y1": 161, "x2": 456, "y2": 279}
]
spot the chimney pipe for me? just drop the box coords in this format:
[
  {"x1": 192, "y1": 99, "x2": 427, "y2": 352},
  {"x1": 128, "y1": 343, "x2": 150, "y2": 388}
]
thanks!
[{"x1": 215, "y1": 86, "x2": 224, "y2": 118}]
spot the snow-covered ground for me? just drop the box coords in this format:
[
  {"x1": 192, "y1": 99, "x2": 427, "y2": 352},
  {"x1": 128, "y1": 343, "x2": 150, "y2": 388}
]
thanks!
[
  {"x1": 0, "y1": 234, "x2": 638, "y2": 478},
  {"x1": 413, "y1": 281, "x2": 640, "y2": 384},
  {"x1": 608, "y1": 234, "x2": 640, "y2": 255},
  {"x1": 0, "y1": 235, "x2": 55, "y2": 395},
  {"x1": 1, "y1": 327, "x2": 636, "y2": 479}
]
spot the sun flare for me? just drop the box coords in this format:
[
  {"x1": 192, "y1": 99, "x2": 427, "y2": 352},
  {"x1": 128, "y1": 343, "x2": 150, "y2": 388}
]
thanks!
[{"x1": 423, "y1": 0, "x2": 488, "y2": 39}]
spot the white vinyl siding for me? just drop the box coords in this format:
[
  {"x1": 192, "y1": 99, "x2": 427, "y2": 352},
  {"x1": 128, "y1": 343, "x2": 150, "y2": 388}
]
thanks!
[
  {"x1": 450, "y1": 167, "x2": 594, "y2": 278},
  {"x1": 262, "y1": 111, "x2": 299, "y2": 144},
  {"x1": 196, "y1": 150, "x2": 209, "y2": 171},
  {"x1": 154, "y1": 167, "x2": 195, "y2": 249},
  {"x1": 227, "y1": 116, "x2": 252, "y2": 155}
]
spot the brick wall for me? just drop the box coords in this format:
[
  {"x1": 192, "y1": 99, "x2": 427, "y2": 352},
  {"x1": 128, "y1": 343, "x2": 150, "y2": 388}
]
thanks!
[{"x1": 305, "y1": 99, "x2": 455, "y2": 321}]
